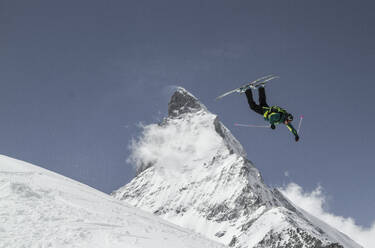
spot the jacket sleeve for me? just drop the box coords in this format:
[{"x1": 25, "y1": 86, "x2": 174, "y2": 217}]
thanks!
[{"x1": 286, "y1": 123, "x2": 298, "y2": 138}]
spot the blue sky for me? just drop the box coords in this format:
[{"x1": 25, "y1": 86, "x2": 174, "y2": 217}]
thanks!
[{"x1": 1, "y1": 0, "x2": 374, "y2": 228}]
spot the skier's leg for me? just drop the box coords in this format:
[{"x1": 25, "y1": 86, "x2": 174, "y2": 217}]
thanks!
[
  {"x1": 245, "y1": 89, "x2": 263, "y2": 115},
  {"x1": 258, "y1": 86, "x2": 269, "y2": 109}
]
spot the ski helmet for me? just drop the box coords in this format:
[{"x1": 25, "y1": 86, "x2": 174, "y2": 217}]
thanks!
[{"x1": 286, "y1": 113, "x2": 293, "y2": 121}]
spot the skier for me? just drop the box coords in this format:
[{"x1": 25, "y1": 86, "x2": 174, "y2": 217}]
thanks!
[{"x1": 245, "y1": 86, "x2": 299, "y2": 142}]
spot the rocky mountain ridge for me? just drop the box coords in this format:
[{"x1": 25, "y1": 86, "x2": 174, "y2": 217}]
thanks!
[{"x1": 113, "y1": 88, "x2": 362, "y2": 248}]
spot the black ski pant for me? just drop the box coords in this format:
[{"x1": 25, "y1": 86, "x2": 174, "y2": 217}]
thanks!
[{"x1": 245, "y1": 87, "x2": 269, "y2": 116}]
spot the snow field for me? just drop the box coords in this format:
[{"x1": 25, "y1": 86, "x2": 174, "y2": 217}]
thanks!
[{"x1": 0, "y1": 155, "x2": 225, "y2": 248}]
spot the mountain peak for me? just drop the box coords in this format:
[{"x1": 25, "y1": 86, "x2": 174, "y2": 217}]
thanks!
[
  {"x1": 116, "y1": 88, "x2": 362, "y2": 248},
  {"x1": 168, "y1": 87, "x2": 206, "y2": 118},
  {"x1": 129, "y1": 86, "x2": 246, "y2": 176}
]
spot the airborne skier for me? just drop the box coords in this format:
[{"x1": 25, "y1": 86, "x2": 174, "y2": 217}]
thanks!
[{"x1": 245, "y1": 86, "x2": 299, "y2": 142}]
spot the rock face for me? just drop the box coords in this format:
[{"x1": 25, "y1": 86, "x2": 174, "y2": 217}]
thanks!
[
  {"x1": 113, "y1": 87, "x2": 362, "y2": 248},
  {"x1": 168, "y1": 88, "x2": 205, "y2": 117}
]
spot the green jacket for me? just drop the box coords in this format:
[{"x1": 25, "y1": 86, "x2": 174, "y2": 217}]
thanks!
[{"x1": 263, "y1": 106, "x2": 298, "y2": 138}]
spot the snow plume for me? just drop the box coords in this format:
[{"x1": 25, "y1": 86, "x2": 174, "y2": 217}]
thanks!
[
  {"x1": 128, "y1": 110, "x2": 224, "y2": 179},
  {"x1": 279, "y1": 183, "x2": 375, "y2": 248}
]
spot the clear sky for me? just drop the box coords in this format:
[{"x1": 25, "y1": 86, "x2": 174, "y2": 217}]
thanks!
[{"x1": 1, "y1": 0, "x2": 374, "y2": 227}]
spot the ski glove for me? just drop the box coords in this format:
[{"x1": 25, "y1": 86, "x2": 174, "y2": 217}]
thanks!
[
  {"x1": 295, "y1": 135, "x2": 299, "y2": 142},
  {"x1": 270, "y1": 124, "x2": 276, "y2": 130}
]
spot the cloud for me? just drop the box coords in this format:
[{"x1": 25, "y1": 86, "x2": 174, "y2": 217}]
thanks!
[
  {"x1": 128, "y1": 111, "x2": 223, "y2": 181},
  {"x1": 279, "y1": 183, "x2": 375, "y2": 248}
]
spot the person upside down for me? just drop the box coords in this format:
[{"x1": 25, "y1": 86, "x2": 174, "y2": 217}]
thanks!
[{"x1": 245, "y1": 86, "x2": 299, "y2": 142}]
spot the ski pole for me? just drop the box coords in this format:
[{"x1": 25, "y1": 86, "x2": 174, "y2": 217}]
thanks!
[
  {"x1": 297, "y1": 115, "x2": 304, "y2": 134},
  {"x1": 234, "y1": 123, "x2": 271, "y2": 128}
]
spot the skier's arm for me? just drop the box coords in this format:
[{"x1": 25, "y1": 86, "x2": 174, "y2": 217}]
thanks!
[{"x1": 286, "y1": 123, "x2": 299, "y2": 141}]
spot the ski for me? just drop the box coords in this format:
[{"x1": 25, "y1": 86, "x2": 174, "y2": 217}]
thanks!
[
  {"x1": 248, "y1": 75, "x2": 279, "y2": 90},
  {"x1": 215, "y1": 75, "x2": 279, "y2": 100},
  {"x1": 216, "y1": 74, "x2": 273, "y2": 100}
]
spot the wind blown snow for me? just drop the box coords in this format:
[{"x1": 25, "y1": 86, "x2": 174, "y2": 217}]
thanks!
[
  {"x1": 279, "y1": 183, "x2": 375, "y2": 248},
  {"x1": 128, "y1": 111, "x2": 223, "y2": 178}
]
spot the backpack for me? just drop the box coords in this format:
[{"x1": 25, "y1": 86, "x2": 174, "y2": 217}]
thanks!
[{"x1": 263, "y1": 105, "x2": 287, "y2": 119}]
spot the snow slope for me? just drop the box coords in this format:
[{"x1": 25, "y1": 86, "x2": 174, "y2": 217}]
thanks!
[
  {"x1": 113, "y1": 88, "x2": 362, "y2": 248},
  {"x1": 0, "y1": 155, "x2": 225, "y2": 248}
]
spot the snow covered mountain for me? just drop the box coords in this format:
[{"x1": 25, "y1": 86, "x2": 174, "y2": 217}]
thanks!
[
  {"x1": 0, "y1": 155, "x2": 225, "y2": 248},
  {"x1": 113, "y1": 87, "x2": 362, "y2": 248}
]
